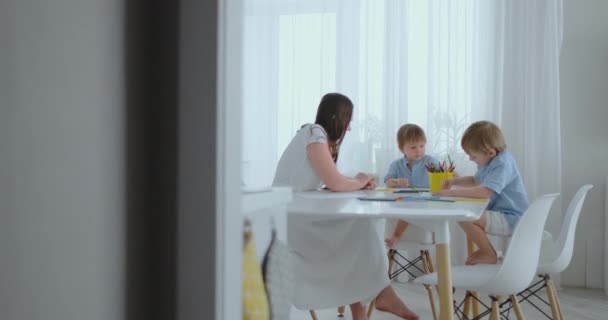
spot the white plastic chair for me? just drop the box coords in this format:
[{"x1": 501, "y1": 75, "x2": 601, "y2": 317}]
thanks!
[
  {"x1": 310, "y1": 222, "x2": 436, "y2": 320},
  {"x1": 414, "y1": 193, "x2": 559, "y2": 320},
  {"x1": 376, "y1": 220, "x2": 438, "y2": 320},
  {"x1": 513, "y1": 185, "x2": 593, "y2": 320}
]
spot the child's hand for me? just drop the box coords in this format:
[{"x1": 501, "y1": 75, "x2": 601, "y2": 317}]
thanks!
[
  {"x1": 442, "y1": 178, "x2": 453, "y2": 190},
  {"x1": 432, "y1": 189, "x2": 451, "y2": 197},
  {"x1": 397, "y1": 178, "x2": 409, "y2": 187}
]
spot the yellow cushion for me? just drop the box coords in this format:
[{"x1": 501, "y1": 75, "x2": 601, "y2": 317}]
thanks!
[{"x1": 242, "y1": 233, "x2": 269, "y2": 320}]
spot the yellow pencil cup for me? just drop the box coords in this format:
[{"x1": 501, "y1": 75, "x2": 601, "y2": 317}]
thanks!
[{"x1": 429, "y1": 172, "x2": 454, "y2": 192}]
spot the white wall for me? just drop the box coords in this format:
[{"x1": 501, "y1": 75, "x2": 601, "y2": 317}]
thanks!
[
  {"x1": 560, "y1": 0, "x2": 608, "y2": 288},
  {"x1": 1, "y1": 0, "x2": 126, "y2": 319}
]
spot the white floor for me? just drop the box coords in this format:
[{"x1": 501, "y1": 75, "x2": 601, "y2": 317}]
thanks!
[{"x1": 290, "y1": 281, "x2": 608, "y2": 320}]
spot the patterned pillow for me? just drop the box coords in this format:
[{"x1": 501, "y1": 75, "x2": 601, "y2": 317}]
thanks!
[{"x1": 262, "y1": 227, "x2": 293, "y2": 320}]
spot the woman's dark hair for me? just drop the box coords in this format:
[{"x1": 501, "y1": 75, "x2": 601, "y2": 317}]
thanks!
[{"x1": 314, "y1": 93, "x2": 353, "y2": 162}]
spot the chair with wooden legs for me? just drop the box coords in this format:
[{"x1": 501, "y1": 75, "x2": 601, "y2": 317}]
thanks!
[
  {"x1": 365, "y1": 221, "x2": 438, "y2": 320},
  {"x1": 511, "y1": 185, "x2": 593, "y2": 320},
  {"x1": 313, "y1": 222, "x2": 438, "y2": 320},
  {"x1": 415, "y1": 193, "x2": 559, "y2": 320}
]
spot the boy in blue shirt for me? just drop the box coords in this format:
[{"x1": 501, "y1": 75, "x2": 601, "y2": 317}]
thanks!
[
  {"x1": 384, "y1": 124, "x2": 438, "y2": 248},
  {"x1": 434, "y1": 121, "x2": 529, "y2": 265}
]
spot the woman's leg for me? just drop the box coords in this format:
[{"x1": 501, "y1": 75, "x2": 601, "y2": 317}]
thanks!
[
  {"x1": 374, "y1": 285, "x2": 420, "y2": 320},
  {"x1": 349, "y1": 302, "x2": 369, "y2": 320}
]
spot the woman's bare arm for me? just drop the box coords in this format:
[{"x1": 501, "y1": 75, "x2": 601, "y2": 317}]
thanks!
[{"x1": 307, "y1": 143, "x2": 369, "y2": 191}]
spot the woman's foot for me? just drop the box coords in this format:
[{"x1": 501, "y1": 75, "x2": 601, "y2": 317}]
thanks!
[
  {"x1": 466, "y1": 249, "x2": 498, "y2": 265},
  {"x1": 349, "y1": 302, "x2": 369, "y2": 320},
  {"x1": 374, "y1": 286, "x2": 420, "y2": 320}
]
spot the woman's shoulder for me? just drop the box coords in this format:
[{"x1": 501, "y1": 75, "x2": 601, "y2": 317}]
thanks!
[
  {"x1": 303, "y1": 123, "x2": 326, "y2": 135},
  {"x1": 299, "y1": 123, "x2": 328, "y2": 144}
]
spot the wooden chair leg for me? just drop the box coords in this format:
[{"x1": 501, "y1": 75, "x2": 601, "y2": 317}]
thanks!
[
  {"x1": 462, "y1": 291, "x2": 471, "y2": 320},
  {"x1": 466, "y1": 238, "x2": 482, "y2": 318},
  {"x1": 545, "y1": 275, "x2": 561, "y2": 320},
  {"x1": 337, "y1": 305, "x2": 346, "y2": 317},
  {"x1": 424, "y1": 285, "x2": 438, "y2": 320},
  {"x1": 421, "y1": 250, "x2": 438, "y2": 320},
  {"x1": 490, "y1": 297, "x2": 500, "y2": 320},
  {"x1": 367, "y1": 299, "x2": 375, "y2": 318},
  {"x1": 548, "y1": 275, "x2": 564, "y2": 320},
  {"x1": 424, "y1": 250, "x2": 435, "y2": 273},
  {"x1": 510, "y1": 295, "x2": 525, "y2": 320},
  {"x1": 549, "y1": 277, "x2": 564, "y2": 320},
  {"x1": 387, "y1": 249, "x2": 396, "y2": 277},
  {"x1": 309, "y1": 310, "x2": 318, "y2": 320},
  {"x1": 471, "y1": 291, "x2": 481, "y2": 318}
]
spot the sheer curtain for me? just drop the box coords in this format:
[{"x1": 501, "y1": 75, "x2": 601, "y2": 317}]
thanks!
[{"x1": 241, "y1": 0, "x2": 562, "y2": 220}]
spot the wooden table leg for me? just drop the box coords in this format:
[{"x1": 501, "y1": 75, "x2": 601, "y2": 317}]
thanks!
[{"x1": 436, "y1": 243, "x2": 454, "y2": 320}]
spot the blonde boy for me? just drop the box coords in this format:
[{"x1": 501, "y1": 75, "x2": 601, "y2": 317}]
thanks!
[
  {"x1": 434, "y1": 121, "x2": 529, "y2": 265},
  {"x1": 384, "y1": 124, "x2": 438, "y2": 248}
]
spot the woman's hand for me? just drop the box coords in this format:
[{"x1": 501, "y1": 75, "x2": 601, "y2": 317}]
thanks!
[
  {"x1": 364, "y1": 175, "x2": 377, "y2": 189},
  {"x1": 356, "y1": 173, "x2": 376, "y2": 189},
  {"x1": 355, "y1": 172, "x2": 372, "y2": 184}
]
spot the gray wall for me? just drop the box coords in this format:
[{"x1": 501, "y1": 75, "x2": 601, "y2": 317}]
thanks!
[
  {"x1": 177, "y1": 0, "x2": 221, "y2": 318},
  {"x1": 560, "y1": 0, "x2": 608, "y2": 287},
  {"x1": 1, "y1": 1, "x2": 220, "y2": 319},
  {"x1": 1, "y1": 0, "x2": 125, "y2": 319}
]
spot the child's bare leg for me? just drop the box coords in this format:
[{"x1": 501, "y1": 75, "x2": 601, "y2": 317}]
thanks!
[
  {"x1": 374, "y1": 285, "x2": 419, "y2": 320},
  {"x1": 458, "y1": 214, "x2": 497, "y2": 265},
  {"x1": 395, "y1": 220, "x2": 409, "y2": 236},
  {"x1": 386, "y1": 220, "x2": 409, "y2": 248},
  {"x1": 350, "y1": 302, "x2": 369, "y2": 320}
]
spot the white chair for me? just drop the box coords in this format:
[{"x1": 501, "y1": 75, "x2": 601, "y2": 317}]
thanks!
[
  {"x1": 513, "y1": 185, "x2": 593, "y2": 320},
  {"x1": 414, "y1": 193, "x2": 559, "y2": 320},
  {"x1": 352, "y1": 221, "x2": 438, "y2": 320},
  {"x1": 381, "y1": 220, "x2": 438, "y2": 320}
]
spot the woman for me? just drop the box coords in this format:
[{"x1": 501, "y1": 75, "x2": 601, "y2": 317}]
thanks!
[{"x1": 273, "y1": 93, "x2": 419, "y2": 320}]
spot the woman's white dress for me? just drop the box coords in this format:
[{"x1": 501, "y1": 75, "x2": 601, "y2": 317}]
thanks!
[{"x1": 273, "y1": 124, "x2": 389, "y2": 310}]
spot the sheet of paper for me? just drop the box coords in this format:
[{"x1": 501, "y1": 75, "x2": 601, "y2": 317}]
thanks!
[
  {"x1": 296, "y1": 190, "x2": 368, "y2": 199},
  {"x1": 375, "y1": 187, "x2": 430, "y2": 193}
]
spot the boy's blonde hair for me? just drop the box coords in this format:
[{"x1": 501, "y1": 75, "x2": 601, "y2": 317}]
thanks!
[
  {"x1": 397, "y1": 124, "x2": 426, "y2": 149},
  {"x1": 461, "y1": 121, "x2": 507, "y2": 154}
]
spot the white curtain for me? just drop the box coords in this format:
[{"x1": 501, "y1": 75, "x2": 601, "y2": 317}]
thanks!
[{"x1": 241, "y1": 0, "x2": 562, "y2": 226}]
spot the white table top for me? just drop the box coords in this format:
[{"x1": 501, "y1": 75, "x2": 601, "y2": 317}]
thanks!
[{"x1": 288, "y1": 190, "x2": 488, "y2": 222}]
